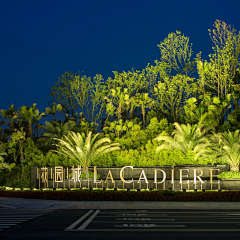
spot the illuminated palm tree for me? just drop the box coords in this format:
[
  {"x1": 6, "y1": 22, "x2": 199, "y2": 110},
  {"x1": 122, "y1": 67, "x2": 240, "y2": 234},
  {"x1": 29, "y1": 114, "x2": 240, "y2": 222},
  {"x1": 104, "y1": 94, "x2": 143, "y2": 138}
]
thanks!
[
  {"x1": 155, "y1": 122, "x2": 212, "y2": 161},
  {"x1": 135, "y1": 93, "x2": 155, "y2": 127},
  {"x1": 211, "y1": 130, "x2": 240, "y2": 171},
  {"x1": 125, "y1": 95, "x2": 137, "y2": 121},
  {"x1": 52, "y1": 131, "x2": 120, "y2": 169},
  {"x1": 105, "y1": 87, "x2": 129, "y2": 121}
]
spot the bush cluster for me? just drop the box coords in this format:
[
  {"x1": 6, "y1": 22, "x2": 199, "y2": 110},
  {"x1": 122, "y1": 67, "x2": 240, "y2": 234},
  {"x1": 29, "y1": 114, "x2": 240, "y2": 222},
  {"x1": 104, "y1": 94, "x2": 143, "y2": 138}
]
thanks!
[{"x1": 218, "y1": 171, "x2": 240, "y2": 179}]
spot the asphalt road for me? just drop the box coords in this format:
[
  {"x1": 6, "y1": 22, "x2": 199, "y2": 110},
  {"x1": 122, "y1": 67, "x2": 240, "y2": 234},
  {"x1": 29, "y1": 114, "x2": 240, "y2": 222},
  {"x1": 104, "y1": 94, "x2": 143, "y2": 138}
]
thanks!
[{"x1": 1, "y1": 208, "x2": 240, "y2": 240}]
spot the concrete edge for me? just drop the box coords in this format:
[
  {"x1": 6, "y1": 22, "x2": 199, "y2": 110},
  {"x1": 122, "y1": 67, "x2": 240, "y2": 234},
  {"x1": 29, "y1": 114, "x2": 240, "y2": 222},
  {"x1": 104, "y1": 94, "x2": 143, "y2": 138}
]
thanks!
[
  {"x1": 0, "y1": 204, "x2": 18, "y2": 209},
  {"x1": 1, "y1": 204, "x2": 240, "y2": 210}
]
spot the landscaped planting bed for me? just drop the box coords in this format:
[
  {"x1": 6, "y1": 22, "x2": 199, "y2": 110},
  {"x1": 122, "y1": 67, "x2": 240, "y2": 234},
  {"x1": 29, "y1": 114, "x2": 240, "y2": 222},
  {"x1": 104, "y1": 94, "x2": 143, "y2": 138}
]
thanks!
[
  {"x1": 1, "y1": 189, "x2": 240, "y2": 202},
  {"x1": 1, "y1": 20, "x2": 240, "y2": 199}
]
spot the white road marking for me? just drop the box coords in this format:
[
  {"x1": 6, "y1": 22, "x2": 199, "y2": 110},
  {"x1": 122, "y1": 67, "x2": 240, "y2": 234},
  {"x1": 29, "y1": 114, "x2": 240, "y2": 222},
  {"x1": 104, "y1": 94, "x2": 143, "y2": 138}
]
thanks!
[
  {"x1": 65, "y1": 210, "x2": 93, "y2": 230},
  {"x1": 208, "y1": 214, "x2": 240, "y2": 216},
  {"x1": 78, "y1": 210, "x2": 100, "y2": 229},
  {"x1": 0, "y1": 224, "x2": 17, "y2": 225},
  {"x1": 113, "y1": 224, "x2": 185, "y2": 228},
  {"x1": 0, "y1": 222, "x2": 23, "y2": 223},
  {"x1": 0, "y1": 214, "x2": 44, "y2": 218},
  {"x1": 115, "y1": 218, "x2": 175, "y2": 221},
  {"x1": 0, "y1": 219, "x2": 29, "y2": 221},
  {"x1": 0, "y1": 210, "x2": 50, "y2": 232},
  {"x1": 0, "y1": 218, "x2": 32, "y2": 220}
]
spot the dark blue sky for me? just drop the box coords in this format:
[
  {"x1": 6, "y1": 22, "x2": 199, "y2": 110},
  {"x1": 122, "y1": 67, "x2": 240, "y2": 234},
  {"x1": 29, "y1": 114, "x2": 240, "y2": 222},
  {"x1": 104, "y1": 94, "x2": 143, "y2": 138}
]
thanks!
[{"x1": 1, "y1": 0, "x2": 240, "y2": 123}]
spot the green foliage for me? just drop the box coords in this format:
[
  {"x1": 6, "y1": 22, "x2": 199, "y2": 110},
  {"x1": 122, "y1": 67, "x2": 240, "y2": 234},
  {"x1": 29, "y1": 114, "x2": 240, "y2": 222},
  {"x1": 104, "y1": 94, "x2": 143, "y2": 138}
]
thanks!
[
  {"x1": 7, "y1": 139, "x2": 19, "y2": 163},
  {"x1": 23, "y1": 138, "x2": 71, "y2": 167},
  {"x1": 157, "y1": 30, "x2": 196, "y2": 76},
  {"x1": 218, "y1": 171, "x2": 240, "y2": 179},
  {"x1": 72, "y1": 116, "x2": 98, "y2": 135},
  {"x1": 45, "y1": 102, "x2": 63, "y2": 121},
  {"x1": 69, "y1": 72, "x2": 106, "y2": 123},
  {"x1": 92, "y1": 152, "x2": 116, "y2": 166},
  {"x1": 0, "y1": 104, "x2": 18, "y2": 135},
  {"x1": 36, "y1": 120, "x2": 76, "y2": 153},
  {"x1": 204, "y1": 20, "x2": 240, "y2": 98},
  {"x1": 2, "y1": 164, "x2": 31, "y2": 188},
  {"x1": 134, "y1": 93, "x2": 155, "y2": 127},
  {"x1": 103, "y1": 119, "x2": 135, "y2": 139},
  {"x1": 0, "y1": 151, "x2": 15, "y2": 171},
  {"x1": 155, "y1": 122, "x2": 213, "y2": 163},
  {"x1": 211, "y1": 130, "x2": 240, "y2": 171},
  {"x1": 53, "y1": 131, "x2": 121, "y2": 168},
  {"x1": 146, "y1": 117, "x2": 173, "y2": 140},
  {"x1": 220, "y1": 107, "x2": 240, "y2": 132},
  {"x1": 154, "y1": 74, "x2": 196, "y2": 123},
  {"x1": 182, "y1": 93, "x2": 232, "y2": 129},
  {"x1": 69, "y1": 171, "x2": 100, "y2": 179},
  {"x1": 18, "y1": 103, "x2": 45, "y2": 140},
  {"x1": 2, "y1": 19, "x2": 240, "y2": 184},
  {"x1": 93, "y1": 141, "x2": 213, "y2": 167},
  {"x1": 49, "y1": 72, "x2": 79, "y2": 118},
  {"x1": 115, "y1": 124, "x2": 148, "y2": 151},
  {"x1": 10, "y1": 128, "x2": 26, "y2": 161}
]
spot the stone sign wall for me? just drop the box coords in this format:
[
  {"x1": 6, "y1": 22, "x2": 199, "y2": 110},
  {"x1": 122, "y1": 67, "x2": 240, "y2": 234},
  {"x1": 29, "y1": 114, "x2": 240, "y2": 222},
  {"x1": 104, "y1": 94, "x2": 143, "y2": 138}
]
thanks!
[{"x1": 30, "y1": 165, "x2": 239, "y2": 191}]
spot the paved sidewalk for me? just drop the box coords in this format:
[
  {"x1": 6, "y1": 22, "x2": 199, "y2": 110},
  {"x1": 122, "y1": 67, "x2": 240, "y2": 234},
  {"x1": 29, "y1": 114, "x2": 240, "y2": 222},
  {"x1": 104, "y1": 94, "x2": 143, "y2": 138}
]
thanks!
[{"x1": 1, "y1": 197, "x2": 240, "y2": 210}]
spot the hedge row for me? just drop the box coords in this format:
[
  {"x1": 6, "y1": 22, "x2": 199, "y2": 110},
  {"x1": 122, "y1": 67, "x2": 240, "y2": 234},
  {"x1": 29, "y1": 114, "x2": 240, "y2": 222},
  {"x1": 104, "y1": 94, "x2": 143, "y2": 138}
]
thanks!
[{"x1": 1, "y1": 189, "x2": 240, "y2": 201}]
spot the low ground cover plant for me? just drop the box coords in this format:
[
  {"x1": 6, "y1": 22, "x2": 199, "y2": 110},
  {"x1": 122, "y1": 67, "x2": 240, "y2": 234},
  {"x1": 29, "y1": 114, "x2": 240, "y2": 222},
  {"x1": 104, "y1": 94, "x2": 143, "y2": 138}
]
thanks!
[{"x1": 218, "y1": 171, "x2": 240, "y2": 179}]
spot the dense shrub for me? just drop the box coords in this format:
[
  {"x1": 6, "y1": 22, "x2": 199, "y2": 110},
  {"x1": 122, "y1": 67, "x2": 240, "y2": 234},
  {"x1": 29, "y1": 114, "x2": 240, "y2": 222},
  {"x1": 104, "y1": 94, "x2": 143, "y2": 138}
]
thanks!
[
  {"x1": 24, "y1": 138, "x2": 74, "y2": 167},
  {"x1": 93, "y1": 142, "x2": 216, "y2": 167},
  {"x1": 1, "y1": 164, "x2": 31, "y2": 188},
  {"x1": 218, "y1": 171, "x2": 240, "y2": 179}
]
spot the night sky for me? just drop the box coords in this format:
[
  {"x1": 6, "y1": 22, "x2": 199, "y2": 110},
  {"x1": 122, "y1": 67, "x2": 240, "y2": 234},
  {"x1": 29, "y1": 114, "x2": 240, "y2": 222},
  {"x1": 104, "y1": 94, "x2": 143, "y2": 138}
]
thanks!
[{"x1": 1, "y1": 0, "x2": 240, "y2": 124}]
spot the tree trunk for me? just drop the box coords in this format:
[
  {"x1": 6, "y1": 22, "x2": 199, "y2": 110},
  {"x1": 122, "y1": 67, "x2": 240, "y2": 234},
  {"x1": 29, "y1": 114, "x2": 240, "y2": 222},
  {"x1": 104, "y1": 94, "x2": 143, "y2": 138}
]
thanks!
[
  {"x1": 20, "y1": 151, "x2": 24, "y2": 162},
  {"x1": 230, "y1": 165, "x2": 239, "y2": 172},
  {"x1": 10, "y1": 120, "x2": 15, "y2": 134},
  {"x1": 129, "y1": 107, "x2": 134, "y2": 121},
  {"x1": 142, "y1": 105, "x2": 145, "y2": 128},
  {"x1": 29, "y1": 120, "x2": 33, "y2": 140}
]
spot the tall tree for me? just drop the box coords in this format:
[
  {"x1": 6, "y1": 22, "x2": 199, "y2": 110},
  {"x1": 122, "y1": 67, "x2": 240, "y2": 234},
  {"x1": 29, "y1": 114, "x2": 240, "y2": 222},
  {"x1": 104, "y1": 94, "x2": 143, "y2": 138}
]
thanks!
[
  {"x1": 45, "y1": 102, "x2": 63, "y2": 121},
  {"x1": 157, "y1": 30, "x2": 197, "y2": 77},
  {"x1": 135, "y1": 93, "x2": 155, "y2": 127},
  {"x1": 197, "y1": 20, "x2": 240, "y2": 98},
  {"x1": 125, "y1": 95, "x2": 138, "y2": 121},
  {"x1": 144, "y1": 60, "x2": 170, "y2": 97},
  {"x1": 10, "y1": 127, "x2": 26, "y2": 162},
  {"x1": 105, "y1": 69, "x2": 147, "y2": 97},
  {"x1": 18, "y1": 103, "x2": 45, "y2": 140},
  {"x1": 154, "y1": 74, "x2": 196, "y2": 123},
  {"x1": 90, "y1": 74, "x2": 107, "y2": 124},
  {"x1": 49, "y1": 72, "x2": 79, "y2": 118},
  {"x1": 0, "y1": 104, "x2": 18, "y2": 135},
  {"x1": 104, "y1": 87, "x2": 129, "y2": 121},
  {"x1": 70, "y1": 73, "x2": 106, "y2": 124}
]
